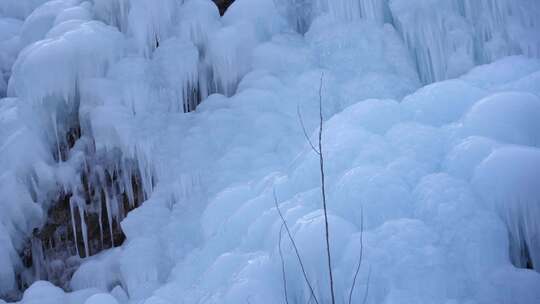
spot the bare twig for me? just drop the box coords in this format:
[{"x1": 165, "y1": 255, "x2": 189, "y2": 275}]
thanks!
[
  {"x1": 315, "y1": 73, "x2": 336, "y2": 304},
  {"x1": 348, "y1": 206, "x2": 365, "y2": 304},
  {"x1": 294, "y1": 73, "x2": 369, "y2": 304},
  {"x1": 297, "y1": 104, "x2": 320, "y2": 154},
  {"x1": 273, "y1": 189, "x2": 320, "y2": 304},
  {"x1": 278, "y1": 223, "x2": 290, "y2": 304},
  {"x1": 362, "y1": 266, "x2": 372, "y2": 304}
]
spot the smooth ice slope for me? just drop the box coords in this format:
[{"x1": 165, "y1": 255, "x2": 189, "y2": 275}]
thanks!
[{"x1": 1, "y1": 0, "x2": 540, "y2": 303}]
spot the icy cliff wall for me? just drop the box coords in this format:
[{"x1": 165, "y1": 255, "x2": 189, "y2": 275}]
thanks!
[{"x1": 0, "y1": 0, "x2": 539, "y2": 303}]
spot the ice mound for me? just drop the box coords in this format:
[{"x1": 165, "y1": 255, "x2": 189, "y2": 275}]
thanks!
[
  {"x1": 0, "y1": 0, "x2": 50, "y2": 20},
  {"x1": 443, "y1": 136, "x2": 500, "y2": 180},
  {"x1": 462, "y1": 92, "x2": 540, "y2": 146},
  {"x1": 84, "y1": 293, "x2": 119, "y2": 304},
  {"x1": 402, "y1": 79, "x2": 488, "y2": 126},
  {"x1": 9, "y1": 21, "x2": 123, "y2": 103},
  {"x1": 18, "y1": 0, "x2": 80, "y2": 47}
]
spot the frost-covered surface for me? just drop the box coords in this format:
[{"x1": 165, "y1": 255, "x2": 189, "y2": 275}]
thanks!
[{"x1": 1, "y1": 0, "x2": 540, "y2": 303}]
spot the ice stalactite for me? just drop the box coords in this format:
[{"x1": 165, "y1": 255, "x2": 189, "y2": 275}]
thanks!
[
  {"x1": 103, "y1": 188, "x2": 114, "y2": 248},
  {"x1": 69, "y1": 195, "x2": 79, "y2": 258},
  {"x1": 75, "y1": 195, "x2": 90, "y2": 258}
]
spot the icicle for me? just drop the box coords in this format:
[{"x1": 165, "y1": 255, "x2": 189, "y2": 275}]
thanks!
[
  {"x1": 51, "y1": 111, "x2": 62, "y2": 162},
  {"x1": 94, "y1": 164, "x2": 115, "y2": 247},
  {"x1": 137, "y1": 153, "x2": 154, "y2": 201},
  {"x1": 69, "y1": 197, "x2": 80, "y2": 257},
  {"x1": 30, "y1": 236, "x2": 44, "y2": 281},
  {"x1": 122, "y1": 161, "x2": 135, "y2": 208},
  {"x1": 104, "y1": 187, "x2": 115, "y2": 247},
  {"x1": 80, "y1": 210, "x2": 89, "y2": 258},
  {"x1": 109, "y1": 196, "x2": 122, "y2": 232},
  {"x1": 73, "y1": 196, "x2": 90, "y2": 258},
  {"x1": 98, "y1": 192, "x2": 104, "y2": 250},
  {"x1": 197, "y1": 61, "x2": 213, "y2": 103}
]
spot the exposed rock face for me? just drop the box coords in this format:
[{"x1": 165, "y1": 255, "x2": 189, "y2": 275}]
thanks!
[{"x1": 213, "y1": 0, "x2": 235, "y2": 15}]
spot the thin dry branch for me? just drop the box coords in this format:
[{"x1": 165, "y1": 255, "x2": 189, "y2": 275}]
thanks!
[
  {"x1": 348, "y1": 206, "x2": 365, "y2": 304},
  {"x1": 278, "y1": 223, "x2": 290, "y2": 304},
  {"x1": 363, "y1": 266, "x2": 372, "y2": 304},
  {"x1": 273, "y1": 189, "x2": 320, "y2": 304},
  {"x1": 297, "y1": 104, "x2": 320, "y2": 154},
  {"x1": 316, "y1": 73, "x2": 336, "y2": 304}
]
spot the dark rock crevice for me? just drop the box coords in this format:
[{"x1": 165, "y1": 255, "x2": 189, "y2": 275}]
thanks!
[{"x1": 213, "y1": 0, "x2": 235, "y2": 16}]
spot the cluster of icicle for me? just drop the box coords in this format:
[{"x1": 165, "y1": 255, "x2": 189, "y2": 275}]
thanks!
[
  {"x1": 11, "y1": 90, "x2": 155, "y2": 296},
  {"x1": 18, "y1": 141, "x2": 151, "y2": 290}
]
